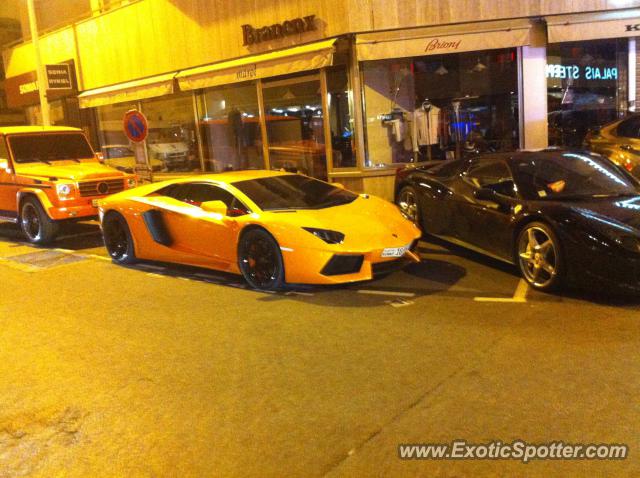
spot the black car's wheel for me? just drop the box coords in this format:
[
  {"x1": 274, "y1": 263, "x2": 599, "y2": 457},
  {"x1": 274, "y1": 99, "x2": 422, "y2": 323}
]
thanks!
[
  {"x1": 516, "y1": 222, "x2": 564, "y2": 292},
  {"x1": 238, "y1": 228, "x2": 285, "y2": 291},
  {"x1": 397, "y1": 185, "x2": 420, "y2": 227},
  {"x1": 102, "y1": 212, "x2": 137, "y2": 264},
  {"x1": 20, "y1": 197, "x2": 59, "y2": 244}
]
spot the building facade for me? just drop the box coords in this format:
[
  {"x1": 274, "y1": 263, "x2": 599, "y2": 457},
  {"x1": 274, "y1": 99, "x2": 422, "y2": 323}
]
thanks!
[{"x1": 3, "y1": 0, "x2": 640, "y2": 199}]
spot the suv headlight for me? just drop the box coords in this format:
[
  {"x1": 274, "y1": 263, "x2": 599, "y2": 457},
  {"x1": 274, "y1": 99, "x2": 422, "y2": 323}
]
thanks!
[
  {"x1": 56, "y1": 183, "x2": 75, "y2": 199},
  {"x1": 302, "y1": 227, "x2": 345, "y2": 244}
]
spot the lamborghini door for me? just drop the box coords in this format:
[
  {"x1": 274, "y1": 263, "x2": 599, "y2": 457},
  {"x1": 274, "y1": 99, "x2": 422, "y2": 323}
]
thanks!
[{"x1": 145, "y1": 182, "x2": 244, "y2": 269}]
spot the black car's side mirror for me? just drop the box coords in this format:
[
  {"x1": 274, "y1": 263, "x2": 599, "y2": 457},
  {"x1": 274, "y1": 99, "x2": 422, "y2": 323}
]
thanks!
[{"x1": 474, "y1": 187, "x2": 496, "y2": 201}]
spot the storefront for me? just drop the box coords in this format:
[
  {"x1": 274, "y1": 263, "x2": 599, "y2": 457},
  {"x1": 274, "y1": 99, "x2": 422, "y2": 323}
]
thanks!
[
  {"x1": 79, "y1": 38, "x2": 355, "y2": 181},
  {"x1": 6, "y1": 2, "x2": 640, "y2": 200},
  {"x1": 546, "y1": 11, "x2": 640, "y2": 147},
  {"x1": 3, "y1": 60, "x2": 86, "y2": 130}
]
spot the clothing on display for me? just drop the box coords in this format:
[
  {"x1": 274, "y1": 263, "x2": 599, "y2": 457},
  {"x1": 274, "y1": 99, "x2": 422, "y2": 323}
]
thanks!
[{"x1": 411, "y1": 105, "x2": 441, "y2": 152}]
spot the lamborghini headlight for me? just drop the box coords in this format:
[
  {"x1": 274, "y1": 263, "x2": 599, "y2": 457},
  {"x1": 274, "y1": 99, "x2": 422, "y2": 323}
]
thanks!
[{"x1": 302, "y1": 227, "x2": 345, "y2": 244}]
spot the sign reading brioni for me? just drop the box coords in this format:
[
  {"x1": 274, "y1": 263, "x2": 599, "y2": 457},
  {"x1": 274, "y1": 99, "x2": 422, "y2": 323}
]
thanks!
[{"x1": 242, "y1": 15, "x2": 317, "y2": 45}]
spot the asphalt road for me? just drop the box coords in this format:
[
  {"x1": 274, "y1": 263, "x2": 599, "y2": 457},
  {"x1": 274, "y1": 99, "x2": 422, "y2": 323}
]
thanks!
[{"x1": 0, "y1": 221, "x2": 639, "y2": 477}]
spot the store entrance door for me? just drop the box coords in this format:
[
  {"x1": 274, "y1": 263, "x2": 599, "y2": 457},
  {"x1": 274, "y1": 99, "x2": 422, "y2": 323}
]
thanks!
[{"x1": 262, "y1": 75, "x2": 327, "y2": 180}]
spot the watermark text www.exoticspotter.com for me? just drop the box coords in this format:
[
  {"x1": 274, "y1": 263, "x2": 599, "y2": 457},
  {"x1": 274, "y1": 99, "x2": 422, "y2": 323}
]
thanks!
[{"x1": 398, "y1": 440, "x2": 628, "y2": 463}]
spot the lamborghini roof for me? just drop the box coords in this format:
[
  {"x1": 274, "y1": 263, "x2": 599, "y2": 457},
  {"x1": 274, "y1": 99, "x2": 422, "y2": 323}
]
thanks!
[{"x1": 168, "y1": 169, "x2": 293, "y2": 185}]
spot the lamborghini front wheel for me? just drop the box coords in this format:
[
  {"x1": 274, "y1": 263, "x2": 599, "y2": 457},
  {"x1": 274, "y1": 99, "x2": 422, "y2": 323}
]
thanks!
[{"x1": 238, "y1": 228, "x2": 285, "y2": 291}]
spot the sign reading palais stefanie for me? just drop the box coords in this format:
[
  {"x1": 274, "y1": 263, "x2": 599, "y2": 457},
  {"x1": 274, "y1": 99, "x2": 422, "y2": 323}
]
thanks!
[{"x1": 242, "y1": 15, "x2": 317, "y2": 45}]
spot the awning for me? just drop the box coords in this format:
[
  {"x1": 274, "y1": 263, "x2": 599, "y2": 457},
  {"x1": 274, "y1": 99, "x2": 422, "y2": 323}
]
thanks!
[
  {"x1": 356, "y1": 19, "x2": 537, "y2": 61},
  {"x1": 78, "y1": 72, "x2": 176, "y2": 108},
  {"x1": 176, "y1": 39, "x2": 336, "y2": 91},
  {"x1": 547, "y1": 10, "x2": 640, "y2": 43}
]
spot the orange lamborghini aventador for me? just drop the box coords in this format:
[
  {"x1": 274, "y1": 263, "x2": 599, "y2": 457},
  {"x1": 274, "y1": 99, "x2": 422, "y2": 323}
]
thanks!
[{"x1": 98, "y1": 170, "x2": 422, "y2": 290}]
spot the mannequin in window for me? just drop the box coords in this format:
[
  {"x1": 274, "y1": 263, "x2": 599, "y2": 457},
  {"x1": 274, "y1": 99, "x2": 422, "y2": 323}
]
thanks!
[{"x1": 412, "y1": 99, "x2": 441, "y2": 161}]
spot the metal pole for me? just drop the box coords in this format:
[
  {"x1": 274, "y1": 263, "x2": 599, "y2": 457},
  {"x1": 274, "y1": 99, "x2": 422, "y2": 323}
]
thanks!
[{"x1": 27, "y1": 0, "x2": 50, "y2": 126}]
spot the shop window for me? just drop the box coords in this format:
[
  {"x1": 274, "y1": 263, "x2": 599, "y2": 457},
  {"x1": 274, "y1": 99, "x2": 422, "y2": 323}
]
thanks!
[
  {"x1": 196, "y1": 82, "x2": 264, "y2": 172},
  {"x1": 547, "y1": 39, "x2": 628, "y2": 148},
  {"x1": 141, "y1": 93, "x2": 200, "y2": 173},
  {"x1": 96, "y1": 101, "x2": 140, "y2": 172},
  {"x1": 262, "y1": 75, "x2": 327, "y2": 180},
  {"x1": 361, "y1": 49, "x2": 520, "y2": 168},
  {"x1": 327, "y1": 66, "x2": 356, "y2": 169}
]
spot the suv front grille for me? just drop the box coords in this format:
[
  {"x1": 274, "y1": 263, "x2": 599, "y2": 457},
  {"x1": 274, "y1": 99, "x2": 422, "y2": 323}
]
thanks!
[{"x1": 78, "y1": 178, "x2": 125, "y2": 197}]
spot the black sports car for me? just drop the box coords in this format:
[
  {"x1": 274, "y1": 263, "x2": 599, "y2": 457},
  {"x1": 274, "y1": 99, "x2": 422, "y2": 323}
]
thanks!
[{"x1": 395, "y1": 150, "x2": 640, "y2": 293}]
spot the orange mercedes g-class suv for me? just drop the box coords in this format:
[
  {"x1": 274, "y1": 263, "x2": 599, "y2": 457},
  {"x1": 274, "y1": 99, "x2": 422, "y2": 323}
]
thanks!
[{"x1": 0, "y1": 126, "x2": 136, "y2": 244}]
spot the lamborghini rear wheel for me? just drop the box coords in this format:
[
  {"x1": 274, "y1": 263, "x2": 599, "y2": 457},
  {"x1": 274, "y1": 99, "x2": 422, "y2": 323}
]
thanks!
[
  {"x1": 238, "y1": 228, "x2": 284, "y2": 291},
  {"x1": 103, "y1": 212, "x2": 137, "y2": 264}
]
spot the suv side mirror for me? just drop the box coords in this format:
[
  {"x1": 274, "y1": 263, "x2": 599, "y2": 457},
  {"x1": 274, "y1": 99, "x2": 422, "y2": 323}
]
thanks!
[{"x1": 201, "y1": 200, "x2": 227, "y2": 216}]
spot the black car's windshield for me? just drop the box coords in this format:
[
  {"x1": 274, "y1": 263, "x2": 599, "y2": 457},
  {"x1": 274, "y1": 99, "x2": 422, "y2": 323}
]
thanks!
[
  {"x1": 233, "y1": 174, "x2": 358, "y2": 211},
  {"x1": 8, "y1": 133, "x2": 95, "y2": 164},
  {"x1": 511, "y1": 152, "x2": 640, "y2": 200}
]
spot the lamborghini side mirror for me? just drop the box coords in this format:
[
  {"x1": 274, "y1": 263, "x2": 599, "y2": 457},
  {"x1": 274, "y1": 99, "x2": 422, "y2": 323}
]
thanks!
[{"x1": 201, "y1": 200, "x2": 228, "y2": 216}]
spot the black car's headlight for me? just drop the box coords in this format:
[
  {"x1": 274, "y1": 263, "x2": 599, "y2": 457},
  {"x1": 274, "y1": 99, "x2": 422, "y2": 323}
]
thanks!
[
  {"x1": 302, "y1": 227, "x2": 345, "y2": 244},
  {"x1": 614, "y1": 234, "x2": 640, "y2": 253}
]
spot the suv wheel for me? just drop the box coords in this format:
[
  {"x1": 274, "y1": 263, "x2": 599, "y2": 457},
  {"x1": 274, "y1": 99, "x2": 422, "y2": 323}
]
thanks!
[{"x1": 20, "y1": 197, "x2": 59, "y2": 244}]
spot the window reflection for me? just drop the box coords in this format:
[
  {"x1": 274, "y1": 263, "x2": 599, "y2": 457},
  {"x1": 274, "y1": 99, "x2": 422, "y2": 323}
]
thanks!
[
  {"x1": 262, "y1": 77, "x2": 327, "y2": 180},
  {"x1": 197, "y1": 83, "x2": 264, "y2": 172}
]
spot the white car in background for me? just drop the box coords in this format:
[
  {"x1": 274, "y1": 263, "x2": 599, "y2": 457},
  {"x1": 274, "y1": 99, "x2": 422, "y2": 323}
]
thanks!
[{"x1": 101, "y1": 144, "x2": 164, "y2": 173}]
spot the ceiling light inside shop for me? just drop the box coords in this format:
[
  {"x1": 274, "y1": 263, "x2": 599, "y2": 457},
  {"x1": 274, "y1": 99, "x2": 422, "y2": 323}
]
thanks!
[
  {"x1": 472, "y1": 58, "x2": 487, "y2": 72},
  {"x1": 287, "y1": 107, "x2": 301, "y2": 112},
  {"x1": 435, "y1": 63, "x2": 448, "y2": 75}
]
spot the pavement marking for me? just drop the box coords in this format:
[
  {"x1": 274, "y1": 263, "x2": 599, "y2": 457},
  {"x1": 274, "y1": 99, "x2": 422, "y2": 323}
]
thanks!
[
  {"x1": 386, "y1": 299, "x2": 414, "y2": 308},
  {"x1": 89, "y1": 254, "x2": 111, "y2": 262},
  {"x1": 145, "y1": 272, "x2": 165, "y2": 278},
  {"x1": 357, "y1": 289, "x2": 416, "y2": 298},
  {"x1": 474, "y1": 279, "x2": 529, "y2": 303}
]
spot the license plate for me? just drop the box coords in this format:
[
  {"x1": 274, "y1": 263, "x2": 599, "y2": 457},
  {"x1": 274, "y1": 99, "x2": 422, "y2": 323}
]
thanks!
[
  {"x1": 91, "y1": 199, "x2": 99, "y2": 207},
  {"x1": 381, "y1": 243, "x2": 410, "y2": 258}
]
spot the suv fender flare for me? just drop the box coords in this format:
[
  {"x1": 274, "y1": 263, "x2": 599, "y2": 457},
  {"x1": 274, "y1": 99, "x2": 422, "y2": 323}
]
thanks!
[{"x1": 16, "y1": 189, "x2": 55, "y2": 219}]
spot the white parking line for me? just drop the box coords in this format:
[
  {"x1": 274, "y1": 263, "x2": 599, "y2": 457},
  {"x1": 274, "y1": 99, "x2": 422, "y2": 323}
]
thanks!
[
  {"x1": 357, "y1": 290, "x2": 416, "y2": 298},
  {"x1": 474, "y1": 279, "x2": 529, "y2": 303}
]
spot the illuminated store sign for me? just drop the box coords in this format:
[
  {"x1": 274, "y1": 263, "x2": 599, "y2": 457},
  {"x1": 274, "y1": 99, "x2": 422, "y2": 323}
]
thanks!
[
  {"x1": 546, "y1": 64, "x2": 618, "y2": 81},
  {"x1": 242, "y1": 15, "x2": 317, "y2": 45}
]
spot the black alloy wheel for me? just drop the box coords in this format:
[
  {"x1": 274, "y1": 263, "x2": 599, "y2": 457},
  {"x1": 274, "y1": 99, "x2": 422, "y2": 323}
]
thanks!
[
  {"x1": 20, "y1": 197, "x2": 59, "y2": 244},
  {"x1": 516, "y1": 221, "x2": 564, "y2": 292},
  {"x1": 238, "y1": 228, "x2": 285, "y2": 291},
  {"x1": 103, "y1": 212, "x2": 137, "y2": 264}
]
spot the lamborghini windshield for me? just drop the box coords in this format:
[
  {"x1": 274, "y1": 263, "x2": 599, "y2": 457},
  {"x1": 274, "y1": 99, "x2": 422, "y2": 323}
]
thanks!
[
  {"x1": 8, "y1": 133, "x2": 95, "y2": 164},
  {"x1": 233, "y1": 174, "x2": 358, "y2": 211}
]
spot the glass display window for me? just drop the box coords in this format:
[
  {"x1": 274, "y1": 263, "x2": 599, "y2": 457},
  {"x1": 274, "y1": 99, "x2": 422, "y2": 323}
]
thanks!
[
  {"x1": 141, "y1": 93, "x2": 200, "y2": 173},
  {"x1": 196, "y1": 82, "x2": 264, "y2": 172},
  {"x1": 361, "y1": 48, "x2": 520, "y2": 168},
  {"x1": 547, "y1": 38, "x2": 628, "y2": 148},
  {"x1": 262, "y1": 74, "x2": 327, "y2": 180}
]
